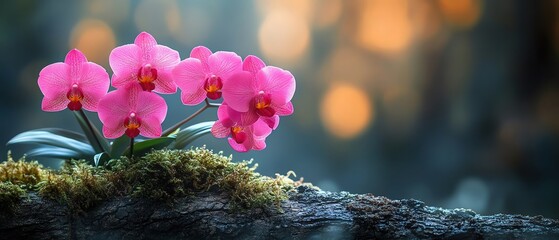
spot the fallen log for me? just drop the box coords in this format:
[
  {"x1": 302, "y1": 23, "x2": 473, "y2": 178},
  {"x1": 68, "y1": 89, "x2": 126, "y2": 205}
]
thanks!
[{"x1": 1, "y1": 186, "x2": 558, "y2": 239}]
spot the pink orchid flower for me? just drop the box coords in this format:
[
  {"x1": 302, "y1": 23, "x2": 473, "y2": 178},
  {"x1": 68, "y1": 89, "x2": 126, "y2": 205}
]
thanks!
[
  {"x1": 109, "y1": 32, "x2": 180, "y2": 93},
  {"x1": 38, "y1": 49, "x2": 109, "y2": 112},
  {"x1": 221, "y1": 65, "x2": 295, "y2": 126},
  {"x1": 97, "y1": 84, "x2": 168, "y2": 139},
  {"x1": 211, "y1": 104, "x2": 273, "y2": 152},
  {"x1": 172, "y1": 46, "x2": 242, "y2": 105}
]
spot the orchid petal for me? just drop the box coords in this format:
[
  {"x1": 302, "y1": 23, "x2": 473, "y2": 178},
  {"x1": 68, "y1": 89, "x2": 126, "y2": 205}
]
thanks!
[
  {"x1": 211, "y1": 121, "x2": 230, "y2": 138},
  {"x1": 228, "y1": 138, "x2": 249, "y2": 152},
  {"x1": 41, "y1": 96, "x2": 68, "y2": 112},
  {"x1": 174, "y1": 58, "x2": 207, "y2": 105},
  {"x1": 79, "y1": 62, "x2": 110, "y2": 111},
  {"x1": 134, "y1": 32, "x2": 157, "y2": 63},
  {"x1": 242, "y1": 55, "x2": 266, "y2": 74},
  {"x1": 208, "y1": 51, "x2": 242, "y2": 81},
  {"x1": 136, "y1": 91, "x2": 168, "y2": 122},
  {"x1": 38, "y1": 63, "x2": 69, "y2": 101},
  {"x1": 222, "y1": 71, "x2": 257, "y2": 112},
  {"x1": 139, "y1": 116, "x2": 163, "y2": 138},
  {"x1": 275, "y1": 101, "x2": 294, "y2": 116},
  {"x1": 190, "y1": 46, "x2": 212, "y2": 72},
  {"x1": 257, "y1": 66, "x2": 296, "y2": 106},
  {"x1": 153, "y1": 71, "x2": 177, "y2": 94},
  {"x1": 109, "y1": 44, "x2": 140, "y2": 88}
]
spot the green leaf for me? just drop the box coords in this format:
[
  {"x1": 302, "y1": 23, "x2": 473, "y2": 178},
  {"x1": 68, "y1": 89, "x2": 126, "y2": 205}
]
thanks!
[
  {"x1": 173, "y1": 121, "x2": 214, "y2": 149},
  {"x1": 123, "y1": 137, "x2": 176, "y2": 157},
  {"x1": 26, "y1": 147, "x2": 91, "y2": 160},
  {"x1": 94, "y1": 152, "x2": 110, "y2": 166},
  {"x1": 7, "y1": 129, "x2": 94, "y2": 155},
  {"x1": 73, "y1": 110, "x2": 110, "y2": 154},
  {"x1": 109, "y1": 135, "x2": 130, "y2": 158}
]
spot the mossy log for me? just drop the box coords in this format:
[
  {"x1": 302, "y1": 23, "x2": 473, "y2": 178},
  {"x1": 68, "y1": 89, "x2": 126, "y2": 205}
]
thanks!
[{"x1": 1, "y1": 186, "x2": 558, "y2": 239}]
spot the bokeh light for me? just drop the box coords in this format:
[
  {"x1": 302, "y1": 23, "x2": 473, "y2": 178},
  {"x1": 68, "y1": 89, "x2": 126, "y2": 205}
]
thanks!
[
  {"x1": 258, "y1": 10, "x2": 311, "y2": 64},
  {"x1": 438, "y1": 0, "x2": 482, "y2": 28},
  {"x1": 356, "y1": 0, "x2": 413, "y2": 55},
  {"x1": 320, "y1": 83, "x2": 373, "y2": 139},
  {"x1": 70, "y1": 19, "x2": 116, "y2": 67},
  {"x1": 313, "y1": 0, "x2": 342, "y2": 28}
]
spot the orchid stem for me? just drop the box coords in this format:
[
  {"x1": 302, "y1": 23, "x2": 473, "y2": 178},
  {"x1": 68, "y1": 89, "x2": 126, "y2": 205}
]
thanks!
[
  {"x1": 129, "y1": 137, "x2": 134, "y2": 159},
  {"x1": 77, "y1": 109, "x2": 107, "y2": 153},
  {"x1": 161, "y1": 99, "x2": 220, "y2": 136}
]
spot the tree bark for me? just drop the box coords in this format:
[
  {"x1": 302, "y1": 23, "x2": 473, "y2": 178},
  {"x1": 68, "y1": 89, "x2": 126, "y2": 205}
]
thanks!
[{"x1": 1, "y1": 186, "x2": 558, "y2": 239}]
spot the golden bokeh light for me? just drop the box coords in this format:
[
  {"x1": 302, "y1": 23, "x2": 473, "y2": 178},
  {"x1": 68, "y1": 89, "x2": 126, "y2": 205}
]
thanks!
[
  {"x1": 320, "y1": 83, "x2": 373, "y2": 139},
  {"x1": 70, "y1": 19, "x2": 116, "y2": 67},
  {"x1": 438, "y1": 0, "x2": 482, "y2": 28},
  {"x1": 255, "y1": 0, "x2": 313, "y2": 20},
  {"x1": 356, "y1": 0, "x2": 413, "y2": 55},
  {"x1": 258, "y1": 10, "x2": 311, "y2": 64},
  {"x1": 411, "y1": 0, "x2": 443, "y2": 41},
  {"x1": 313, "y1": 0, "x2": 342, "y2": 28},
  {"x1": 320, "y1": 46, "x2": 375, "y2": 87}
]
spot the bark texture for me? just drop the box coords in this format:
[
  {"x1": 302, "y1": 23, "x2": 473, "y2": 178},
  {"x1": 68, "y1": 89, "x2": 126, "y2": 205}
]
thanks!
[{"x1": 1, "y1": 186, "x2": 558, "y2": 239}]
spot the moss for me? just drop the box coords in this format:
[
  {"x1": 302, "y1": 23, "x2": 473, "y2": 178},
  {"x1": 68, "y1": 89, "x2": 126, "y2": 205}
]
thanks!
[
  {"x1": 0, "y1": 147, "x2": 301, "y2": 213},
  {"x1": 0, "y1": 181, "x2": 26, "y2": 214},
  {"x1": 37, "y1": 160, "x2": 112, "y2": 213},
  {"x1": 107, "y1": 147, "x2": 295, "y2": 208},
  {"x1": 0, "y1": 153, "x2": 46, "y2": 190}
]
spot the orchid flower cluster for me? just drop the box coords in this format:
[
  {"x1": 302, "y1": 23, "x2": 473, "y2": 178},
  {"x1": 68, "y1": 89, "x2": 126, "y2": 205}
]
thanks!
[{"x1": 9, "y1": 32, "x2": 295, "y2": 166}]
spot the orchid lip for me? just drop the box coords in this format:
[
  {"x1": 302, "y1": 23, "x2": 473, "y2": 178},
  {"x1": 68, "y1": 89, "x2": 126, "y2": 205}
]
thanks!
[
  {"x1": 137, "y1": 64, "x2": 158, "y2": 92},
  {"x1": 66, "y1": 84, "x2": 84, "y2": 111},
  {"x1": 204, "y1": 75, "x2": 223, "y2": 100},
  {"x1": 253, "y1": 92, "x2": 275, "y2": 117},
  {"x1": 124, "y1": 112, "x2": 142, "y2": 138}
]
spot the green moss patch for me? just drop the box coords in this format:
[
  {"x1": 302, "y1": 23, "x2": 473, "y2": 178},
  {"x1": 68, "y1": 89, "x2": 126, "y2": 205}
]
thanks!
[
  {"x1": 0, "y1": 181, "x2": 25, "y2": 214},
  {"x1": 1, "y1": 147, "x2": 301, "y2": 213}
]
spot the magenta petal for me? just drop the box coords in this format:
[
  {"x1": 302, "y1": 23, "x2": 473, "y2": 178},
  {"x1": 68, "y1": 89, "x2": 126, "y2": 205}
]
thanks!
[
  {"x1": 274, "y1": 101, "x2": 294, "y2": 116},
  {"x1": 138, "y1": 116, "x2": 163, "y2": 138},
  {"x1": 173, "y1": 58, "x2": 208, "y2": 105},
  {"x1": 180, "y1": 87, "x2": 207, "y2": 106},
  {"x1": 79, "y1": 62, "x2": 110, "y2": 111},
  {"x1": 190, "y1": 46, "x2": 212, "y2": 63},
  {"x1": 211, "y1": 121, "x2": 230, "y2": 138},
  {"x1": 38, "y1": 63, "x2": 69, "y2": 100},
  {"x1": 253, "y1": 119, "x2": 273, "y2": 137},
  {"x1": 64, "y1": 49, "x2": 87, "y2": 70},
  {"x1": 109, "y1": 44, "x2": 140, "y2": 86},
  {"x1": 135, "y1": 91, "x2": 168, "y2": 122},
  {"x1": 134, "y1": 32, "x2": 157, "y2": 58},
  {"x1": 41, "y1": 96, "x2": 68, "y2": 112},
  {"x1": 173, "y1": 58, "x2": 205, "y2": 88},
  {"x1": 228, "y1": 138, "x2": 249, "y2": 152},
  {"x1": 238, "y1": 110, "x2": 259, "y2": 126},
  {"x1": 242, "y1": 55, "x2": 266, "y2": 74},
  {"x1": 153, "y1": 71, "x2": 177, "y2": 94},
  {"x1": 97, "y1": 90, "x2": 130, "y2": 126},
  {"x1": 217, "y1": 104, "x2": 229, "y2": 120},
  {"x1": 252, "y1": 138, "x2": 267, "y2": 151},
  {"x1": 208, "y1": 51, "x2": 242, "y2": 81},
  {"x1": 257, "y1": 66, "x2": 296, "y2": 106},
  {"x1": 221, "y1": 71, "x2": 257, "y2": 112},
  {"x1": 103, "y1": 122, "x2": 126, "y2": 139},
  {"x1": 153, "y1": 45, "x2": 180, "y2": 71},
  {"x1": 261, "y1": 115, "x2": 280, "y2": 130}
]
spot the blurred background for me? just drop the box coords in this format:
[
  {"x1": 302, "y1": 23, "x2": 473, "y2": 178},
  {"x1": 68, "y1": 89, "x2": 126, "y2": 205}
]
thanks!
[{"x1": 1, "y1": 0, "x2": 559, "y2": 218}]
